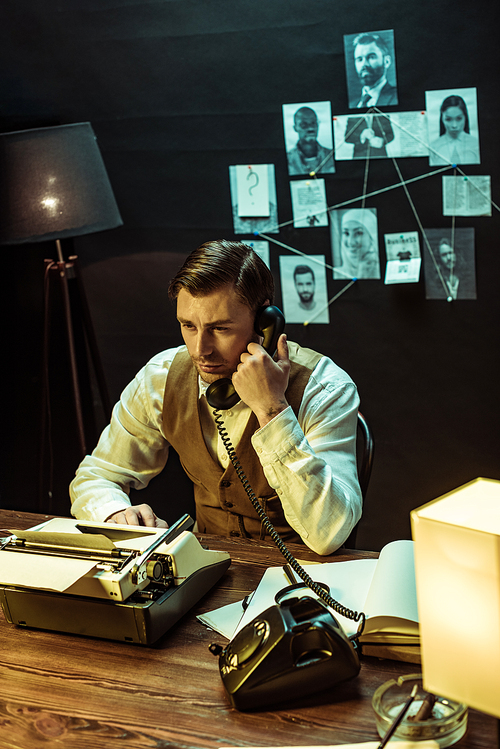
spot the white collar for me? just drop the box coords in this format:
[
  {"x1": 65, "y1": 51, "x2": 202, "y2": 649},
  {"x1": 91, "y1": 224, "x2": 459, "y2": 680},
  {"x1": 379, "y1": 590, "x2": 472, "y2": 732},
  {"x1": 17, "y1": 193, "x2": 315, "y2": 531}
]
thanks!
[{"x1": 198, "y1": 376, "x2": 211, "y2": 399}]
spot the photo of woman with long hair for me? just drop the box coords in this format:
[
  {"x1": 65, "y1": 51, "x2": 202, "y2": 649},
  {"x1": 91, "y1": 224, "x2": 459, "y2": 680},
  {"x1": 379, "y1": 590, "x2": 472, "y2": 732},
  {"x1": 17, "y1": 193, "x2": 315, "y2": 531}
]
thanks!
[{"x1": 427, "y1": 89, "x2": 480, "y2": 166}]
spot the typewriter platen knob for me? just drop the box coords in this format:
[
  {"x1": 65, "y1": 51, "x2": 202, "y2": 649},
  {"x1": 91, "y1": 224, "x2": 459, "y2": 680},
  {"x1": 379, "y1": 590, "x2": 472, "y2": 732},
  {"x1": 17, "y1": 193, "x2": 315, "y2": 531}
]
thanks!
[{"x1": 146, "y1": 559, "x2": 164, "y2": 582}]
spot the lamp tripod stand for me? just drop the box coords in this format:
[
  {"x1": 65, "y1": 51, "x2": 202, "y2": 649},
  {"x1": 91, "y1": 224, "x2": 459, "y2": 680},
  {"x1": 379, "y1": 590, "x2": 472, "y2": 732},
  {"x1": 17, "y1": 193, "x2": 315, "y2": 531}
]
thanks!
[{"x1": 40, "y1": 241, "x2": 112, "y2": 511}]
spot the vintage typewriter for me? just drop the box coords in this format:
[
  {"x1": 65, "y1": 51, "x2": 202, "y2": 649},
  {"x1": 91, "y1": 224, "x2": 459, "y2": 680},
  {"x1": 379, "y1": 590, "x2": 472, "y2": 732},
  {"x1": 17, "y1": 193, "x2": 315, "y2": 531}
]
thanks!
[{"x1": 0, "y1": 513, "x2": 230, "y2": 644}]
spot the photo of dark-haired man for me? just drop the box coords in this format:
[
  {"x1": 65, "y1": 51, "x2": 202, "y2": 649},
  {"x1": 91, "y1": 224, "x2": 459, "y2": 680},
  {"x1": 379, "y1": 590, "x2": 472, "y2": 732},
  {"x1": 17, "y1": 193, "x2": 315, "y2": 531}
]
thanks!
[
  {"x1": 344, "y1": 30, "x2": 398, "y2": 109},
  {"x1": 293, "y1": 264, "x2": 317, "y2": 312},
  {"x1": 279, "y1": 255, "x2": 330, "y2": 323}
]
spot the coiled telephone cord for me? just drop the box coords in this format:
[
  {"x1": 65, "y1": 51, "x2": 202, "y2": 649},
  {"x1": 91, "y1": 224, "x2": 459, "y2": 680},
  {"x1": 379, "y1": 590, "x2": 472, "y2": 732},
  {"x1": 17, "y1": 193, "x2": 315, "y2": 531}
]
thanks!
[{"x1": 213, "y1": 409, "x2": 366, "y2": 640}]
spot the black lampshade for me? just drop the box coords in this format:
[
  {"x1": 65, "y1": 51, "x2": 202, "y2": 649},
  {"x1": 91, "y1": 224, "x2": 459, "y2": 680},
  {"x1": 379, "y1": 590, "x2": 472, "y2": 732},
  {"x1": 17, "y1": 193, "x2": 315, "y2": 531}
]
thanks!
[{"x1": 0, "y1": 122, "x2": 123, "y2": 244}]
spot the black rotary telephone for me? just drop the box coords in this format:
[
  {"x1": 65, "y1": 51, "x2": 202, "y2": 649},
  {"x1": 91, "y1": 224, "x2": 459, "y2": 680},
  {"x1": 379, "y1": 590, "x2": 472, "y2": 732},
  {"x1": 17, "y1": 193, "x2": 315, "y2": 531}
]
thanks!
[
  {"x1": 205, "y1": 304, "x2": 365, "y2": 711},
  {"x1": 205, "y1": 305, "x2": 286, "y2": 410},
  {"x1": 215, "y1": 590, "x2": 361, "y2": 711}
]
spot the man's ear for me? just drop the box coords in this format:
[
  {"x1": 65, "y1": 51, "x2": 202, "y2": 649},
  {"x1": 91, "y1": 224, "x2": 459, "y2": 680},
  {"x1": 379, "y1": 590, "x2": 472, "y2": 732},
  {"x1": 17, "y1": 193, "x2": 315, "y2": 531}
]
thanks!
[
  {"x1": 383, "y1": 55, "x2": 391, "y2": 70},
  {"x1": 254, "y1": 299, "x2": 271, "y2": 335}
]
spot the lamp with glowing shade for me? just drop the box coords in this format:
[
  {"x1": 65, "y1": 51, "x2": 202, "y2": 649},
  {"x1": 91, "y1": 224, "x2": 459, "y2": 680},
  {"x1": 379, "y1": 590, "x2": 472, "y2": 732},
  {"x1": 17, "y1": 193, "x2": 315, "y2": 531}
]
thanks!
[
  {"x1": 0, "y1": 121, "x2": 122, "y2": 246},
  {"x1": 0, "y1": 122, "x2": 122, "y2": 509},
  {"x1": 411, "y1": 477, "x2": 500, "y2": 732}
]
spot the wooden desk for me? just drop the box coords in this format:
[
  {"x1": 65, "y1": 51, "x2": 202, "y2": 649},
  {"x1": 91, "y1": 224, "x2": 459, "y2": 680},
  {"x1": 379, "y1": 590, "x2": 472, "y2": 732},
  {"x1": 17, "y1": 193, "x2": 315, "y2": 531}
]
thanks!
[{"x1": 0, "y1": 509, "x2": 496, "y2": 748}]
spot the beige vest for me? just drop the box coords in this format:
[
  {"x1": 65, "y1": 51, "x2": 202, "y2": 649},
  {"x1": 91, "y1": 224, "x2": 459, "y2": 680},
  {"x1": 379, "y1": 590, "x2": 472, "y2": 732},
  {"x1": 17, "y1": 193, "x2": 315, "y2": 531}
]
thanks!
[{"x1": 162, "y1": 342, "x2": 322, "y2": 541}]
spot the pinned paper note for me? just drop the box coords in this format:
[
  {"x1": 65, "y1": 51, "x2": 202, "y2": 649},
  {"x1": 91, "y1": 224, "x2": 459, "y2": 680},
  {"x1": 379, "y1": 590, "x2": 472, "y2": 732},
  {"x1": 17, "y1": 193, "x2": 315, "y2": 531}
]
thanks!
[
  {"x1": 236, "y1": 164, "x2": 270, "y2": 217},
  {"x1": 442, "y1": 175, "x2": 491, "y2": 216},
  {"x1": 290, "y1": 179, "x2": 328, "y2": 228},
  {"x1": 384, "y1": 232, "x2": 421, "y2": 285},
  {"x1": 229, "y1": 164, "x2": 278, "y2": 234}
]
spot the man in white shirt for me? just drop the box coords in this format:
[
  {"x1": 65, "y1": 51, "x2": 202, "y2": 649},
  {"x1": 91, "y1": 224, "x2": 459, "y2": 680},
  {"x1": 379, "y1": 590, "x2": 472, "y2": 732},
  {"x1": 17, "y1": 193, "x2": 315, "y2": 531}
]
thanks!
[
  {"x1": 350, "y1": 33, "x2": 398, "y2": 109},
  {"x1": 70, "y1": 241, "x2": 362, "y2": 555}
]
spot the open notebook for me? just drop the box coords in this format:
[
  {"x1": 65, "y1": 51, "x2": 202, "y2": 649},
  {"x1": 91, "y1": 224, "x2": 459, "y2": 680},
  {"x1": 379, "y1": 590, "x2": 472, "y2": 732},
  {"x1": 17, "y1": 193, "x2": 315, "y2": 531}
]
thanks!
[{"x1": 199, "y1": 539, "x2": 419, "y2": 645}]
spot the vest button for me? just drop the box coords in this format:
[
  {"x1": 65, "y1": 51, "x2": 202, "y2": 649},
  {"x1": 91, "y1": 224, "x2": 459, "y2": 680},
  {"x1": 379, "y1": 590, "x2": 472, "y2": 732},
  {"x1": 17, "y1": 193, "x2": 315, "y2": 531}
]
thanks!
[
  {"x1": 220, "y1": 480, "x2": 231, "y2": 488},
  {"x1": 224, "y1": 501, "x2": 234, "y2": 508}
]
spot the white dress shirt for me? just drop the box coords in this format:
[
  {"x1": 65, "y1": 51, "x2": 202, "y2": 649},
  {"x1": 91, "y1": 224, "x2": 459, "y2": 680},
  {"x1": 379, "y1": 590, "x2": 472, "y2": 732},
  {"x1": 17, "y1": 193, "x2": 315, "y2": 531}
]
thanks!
[
  {"x1": 357, "y1": 76, "x2": 388, "y2": 108},
  {"x1": 70, "y1": 344, "x2": 362, "y2": 554}
]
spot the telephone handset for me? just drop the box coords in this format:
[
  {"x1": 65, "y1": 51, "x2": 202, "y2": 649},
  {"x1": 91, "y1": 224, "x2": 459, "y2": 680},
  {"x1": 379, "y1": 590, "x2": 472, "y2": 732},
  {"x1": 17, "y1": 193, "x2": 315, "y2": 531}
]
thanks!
[{"x1": 205, "y1": 305, "x2": 285, "y2": 410}]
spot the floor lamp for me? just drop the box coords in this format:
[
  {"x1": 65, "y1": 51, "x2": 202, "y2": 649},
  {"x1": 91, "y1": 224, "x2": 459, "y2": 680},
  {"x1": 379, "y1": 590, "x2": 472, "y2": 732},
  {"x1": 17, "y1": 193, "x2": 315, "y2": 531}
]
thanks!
[{"x1": 0, "y1": 122, "x2": 123, "y2": 511}]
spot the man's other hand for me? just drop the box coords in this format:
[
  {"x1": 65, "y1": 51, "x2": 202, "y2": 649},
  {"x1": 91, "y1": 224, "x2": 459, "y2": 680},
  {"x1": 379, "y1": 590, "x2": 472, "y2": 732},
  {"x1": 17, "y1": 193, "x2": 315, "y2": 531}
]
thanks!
[{"x1": 106, "y1": 504, "x2": 168, "y2": 528}]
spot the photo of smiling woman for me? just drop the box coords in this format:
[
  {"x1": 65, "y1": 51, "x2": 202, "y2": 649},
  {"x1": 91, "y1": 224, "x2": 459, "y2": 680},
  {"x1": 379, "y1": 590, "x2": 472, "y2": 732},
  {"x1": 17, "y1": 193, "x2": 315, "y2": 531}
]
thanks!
[
  {"x1": 426, "y1": 88, "x2": 480, "y2": 167},
  {"x1": 330, "y1": 208, "x2": 381, "y2": 279}
]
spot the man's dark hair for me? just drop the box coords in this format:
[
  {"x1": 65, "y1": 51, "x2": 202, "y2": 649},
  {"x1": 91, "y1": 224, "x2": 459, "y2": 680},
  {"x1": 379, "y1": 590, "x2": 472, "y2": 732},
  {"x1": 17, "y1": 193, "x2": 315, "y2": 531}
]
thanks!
[
  {"x1": 168, "y1": 239, "x2": 274, "y2": 311},
  {"x1": 352, "y1": 33, "x2": 389, "y2": 57},
  {"x1": 293, "y1": 264, "x2": 315, "y2": 282}
]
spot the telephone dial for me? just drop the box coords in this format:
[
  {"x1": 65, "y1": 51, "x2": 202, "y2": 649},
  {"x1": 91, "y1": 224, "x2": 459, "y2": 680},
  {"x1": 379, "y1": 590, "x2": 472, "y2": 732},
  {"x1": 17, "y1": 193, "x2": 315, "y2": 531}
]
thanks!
[{"x1": 205, "y1": 303, "x2": 364, "y2": 710}]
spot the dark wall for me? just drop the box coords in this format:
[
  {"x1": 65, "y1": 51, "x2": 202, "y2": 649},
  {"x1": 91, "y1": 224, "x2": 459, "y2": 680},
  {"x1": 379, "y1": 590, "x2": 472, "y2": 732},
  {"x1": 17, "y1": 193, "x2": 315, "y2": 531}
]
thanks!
[{"x1": 1, "y1": 0, "x2": 499, "y2": 550}]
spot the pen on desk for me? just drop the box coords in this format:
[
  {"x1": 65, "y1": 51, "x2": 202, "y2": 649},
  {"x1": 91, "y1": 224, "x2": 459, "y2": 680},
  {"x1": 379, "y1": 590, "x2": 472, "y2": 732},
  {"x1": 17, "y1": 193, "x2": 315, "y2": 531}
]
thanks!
[
  {"x1": 283, "y1": 564, "x2": 299, "y2": 585},
  {"x1": 377, "y1": 683, "x2": 418, "y2": 748}
]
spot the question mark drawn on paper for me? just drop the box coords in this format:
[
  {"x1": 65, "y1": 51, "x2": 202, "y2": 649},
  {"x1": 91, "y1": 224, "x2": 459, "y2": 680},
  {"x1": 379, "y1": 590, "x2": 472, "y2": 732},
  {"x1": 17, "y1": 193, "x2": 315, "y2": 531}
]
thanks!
[{"x1": 247, "y1": 166, "x2": 259, "y2": 197}]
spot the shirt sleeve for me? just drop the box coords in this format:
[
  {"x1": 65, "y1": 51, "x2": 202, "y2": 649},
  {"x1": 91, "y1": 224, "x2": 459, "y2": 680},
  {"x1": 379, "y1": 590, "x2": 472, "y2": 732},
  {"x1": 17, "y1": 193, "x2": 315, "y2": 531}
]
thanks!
[
  {"x1": 250, "y1": 356, "x2": 362, "y2": 555},
  {"x1": 69, "y1": 350, "x2": 176, "y2": 522}
]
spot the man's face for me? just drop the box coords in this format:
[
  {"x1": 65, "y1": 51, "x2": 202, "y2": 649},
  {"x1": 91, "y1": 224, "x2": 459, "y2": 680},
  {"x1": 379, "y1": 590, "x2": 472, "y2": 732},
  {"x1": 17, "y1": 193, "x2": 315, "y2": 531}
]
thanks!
[
  {"x1": 293, "y1": 111, "x2": 319, "y2": 144},
  {"x1": 354, "y1": 42, "x2": 390, "y2": 88},
  {"x1": 294, "y1": 272, "x2": 315, "y2": 303},
  {"x1": 439, "y1": 243, "x2": 456, "y2": 269},
  {"x1": 176, "y1": 285, "x2": 257, "y2": 384}
]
